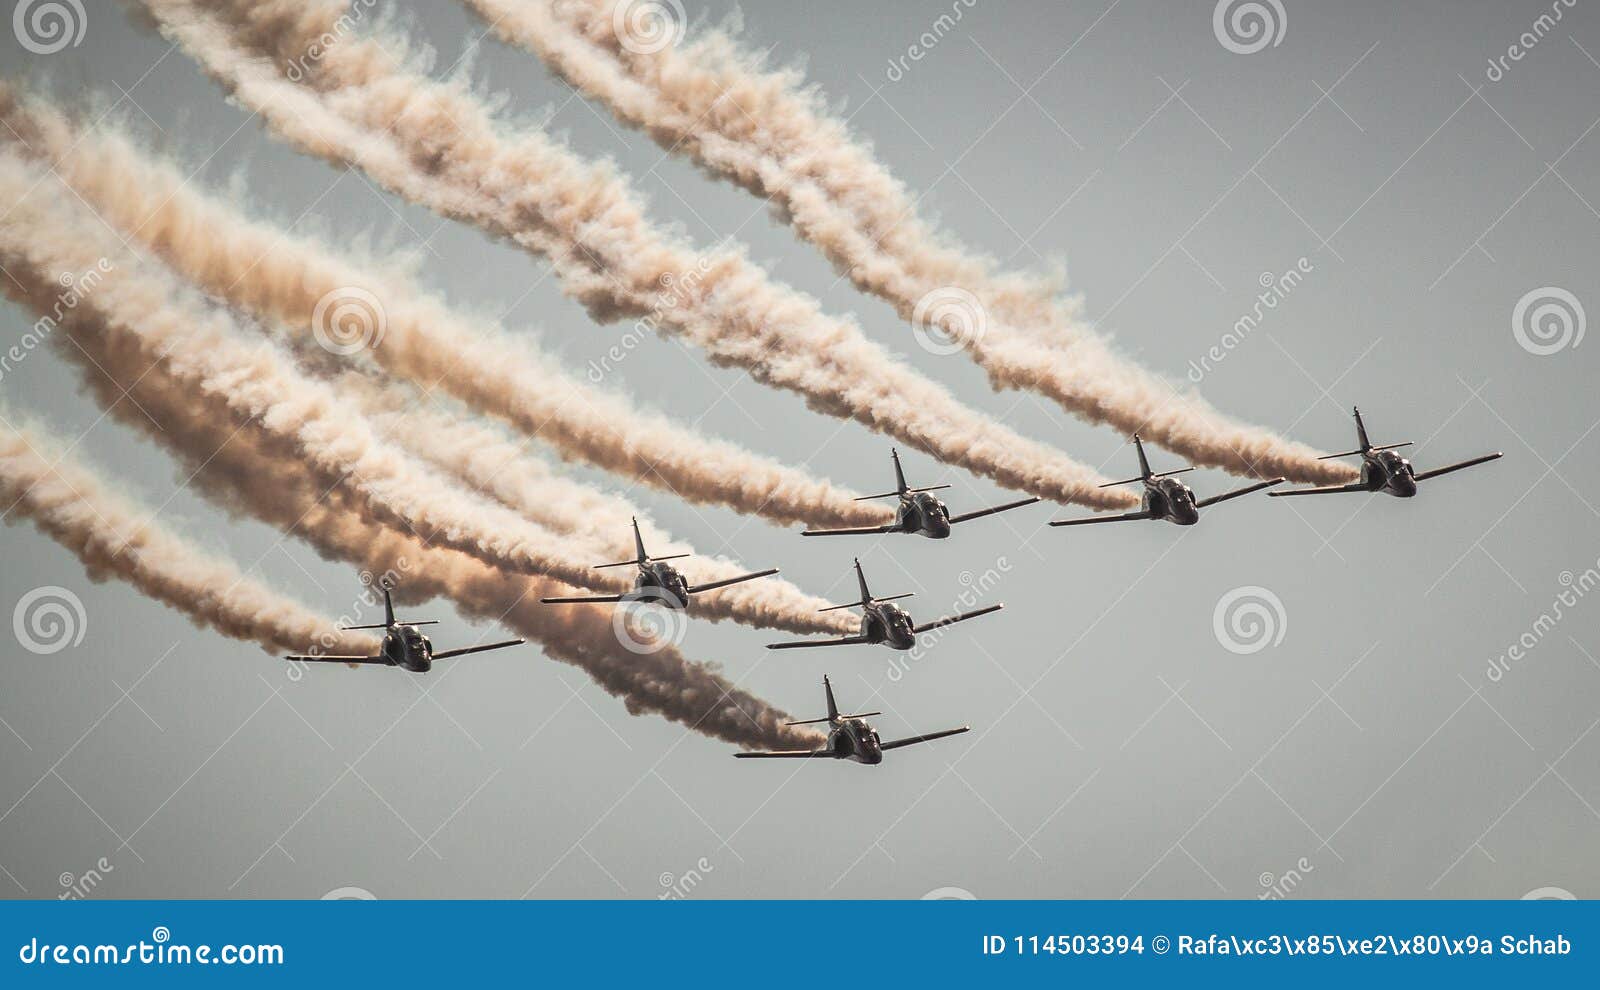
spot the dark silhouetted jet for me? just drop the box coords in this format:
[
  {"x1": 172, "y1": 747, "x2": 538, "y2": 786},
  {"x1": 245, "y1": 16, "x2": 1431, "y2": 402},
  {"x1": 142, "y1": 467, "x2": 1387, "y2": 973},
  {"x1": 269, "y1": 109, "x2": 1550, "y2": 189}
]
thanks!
[
  {"x1": 802, "y1": 448, "x2": 1038, "y2": 539},
  {"x1": 734, "y1": 675, "x2": 968, "y2": 763},
  {"x1": 1051, "y1": 435, "x2": 1283, "y2": 528},
  {"x1": 1270, "y1": 407, "x2": 1502, "y2": 500},
  {"x1": 540, "y1": 518, "x2": 777, "y2": 609},
  {"x1": 766, "y1": 558, "x2": 1000, "y2": 651},
  {"x1": 285, "y1": 582, "x2": 522, "y2": 674}
]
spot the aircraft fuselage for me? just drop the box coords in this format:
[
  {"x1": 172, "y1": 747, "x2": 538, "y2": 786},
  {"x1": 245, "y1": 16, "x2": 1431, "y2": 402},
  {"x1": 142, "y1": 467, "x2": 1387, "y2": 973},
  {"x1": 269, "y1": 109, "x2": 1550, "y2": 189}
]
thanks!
[
  {"x1": 893, "y1": 492, "x2": 953, "y2": 539},
  {"x1": 631, "y1": 561, "x2": 692, "y2": 608},
  {"x1": 1144, "y1": 477, "x2": 1201, "y2": 525},
  {"x1": 381, "y1": 625, "x2": 435, "y2": 673},
  {"x1": 861, "y1": 602, "x2": 918, "y2": 650},
  {"x1": 825, "y1": 718, "x2": 886, "y2": 764},
  {"x1": 1362, "y1": 450, "x2": 1418, "y2": 497}
]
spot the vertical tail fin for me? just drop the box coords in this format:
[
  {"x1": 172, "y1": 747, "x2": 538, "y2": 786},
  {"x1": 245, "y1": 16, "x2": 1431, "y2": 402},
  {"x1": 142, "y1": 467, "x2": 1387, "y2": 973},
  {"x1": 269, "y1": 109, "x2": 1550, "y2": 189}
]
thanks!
[
  {"x1": 1353, "y1": 407, "x2": 1371, "y2": 452},
  {"x1": 382, "y1": 586, "x2": 396, "y2": 628},
  {"x1": 1133, "y1": 434, "x2": 1153, "y2": 479},
  {"x1": 631, "y1": 516, "x2": 649, "y2": 563},
  {"x1": 853, "y1": 558, "x2": 873, "y2": 604},
  {"x1": 891, "y1": 448, "x2": 909, "y2": 494},
  {"x1": 823, "y1": 675, "x2": 839, "y2": 722}
]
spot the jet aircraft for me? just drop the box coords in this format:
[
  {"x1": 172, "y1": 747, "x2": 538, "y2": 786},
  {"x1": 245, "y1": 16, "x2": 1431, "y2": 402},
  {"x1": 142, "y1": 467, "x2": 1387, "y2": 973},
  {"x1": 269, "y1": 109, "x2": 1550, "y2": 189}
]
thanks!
[
  {"x1": 1270, "y1": 407, "x2": 1502, "y2": 499},
  {"x1": 541, "y1": 518, "x2": 778, "y2": 609},
  {"x1": 284, "y1": 583, "x2": 523, "y2": 674},
  {"x1": 1051, "y1": 435, "x2": 1283, "y2": 528},
  {"x1": 766, "y1": 558, "x2": 1001, "y2": 651},
  {"x1": 733, "y1": 675, "x2": 969, "y2": 763},
  {"x1": 802, "y1": 448, "x2": 1038, "y2": 539}
]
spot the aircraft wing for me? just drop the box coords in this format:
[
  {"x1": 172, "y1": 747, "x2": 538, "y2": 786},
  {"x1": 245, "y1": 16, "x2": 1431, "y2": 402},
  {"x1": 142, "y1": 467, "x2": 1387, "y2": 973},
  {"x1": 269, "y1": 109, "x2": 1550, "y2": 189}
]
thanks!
[
  {"x1": 765, "y1": 636, "x2": 871, "y2": 651},
  {"x1": 1195, "y1": 478, "x2": 1285, "y2": 508},
  {"x1": 800, "y1": 524, "x2": 898, "y2": 536},
  {"x1": 1413, "y1": 452, "x2": 1503, "y2": 482},
  {"x1": 283, "y1": 654, "x2": 390, "y2": 666},
  {"x1": 431, "y1": 638, "x2": 525, "y2": 661},
  {"x1": 733, "y1": 749, "x2": 834, "y2": 759},
  {"x1": 948, "y1": 496, "x2": 1041, "y2": 525},
  {"x1": 912, "y1": 603, "x2": 1002, "y2": 635},
  {"x1": 540, "y1": 593, "x2": 628, "y2": 604},
  {"x1": 880, "y1": 726, "x2": 970, "y2": 751},
  {"x1": 688, "y1": 568, "x2": 779, "y2": 595},
  {"x1": 1048, "y1": 509, "x2": 1152, "y2": 527},
  {"x1": 1268, "y1": 481, "x2": 1370, "y2": 498}
]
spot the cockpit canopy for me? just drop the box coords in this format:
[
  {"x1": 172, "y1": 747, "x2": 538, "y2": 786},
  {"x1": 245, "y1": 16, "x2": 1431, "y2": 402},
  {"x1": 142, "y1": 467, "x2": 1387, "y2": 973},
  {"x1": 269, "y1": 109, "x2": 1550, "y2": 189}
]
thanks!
[{"x1": 913, "y1": 492, "x2": 948, "y2": 517}]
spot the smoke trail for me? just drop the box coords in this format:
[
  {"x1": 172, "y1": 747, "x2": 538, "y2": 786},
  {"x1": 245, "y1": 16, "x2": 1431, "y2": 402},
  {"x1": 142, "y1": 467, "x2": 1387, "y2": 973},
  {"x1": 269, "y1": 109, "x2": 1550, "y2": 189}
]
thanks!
[
  {"x1": 324, "y1": 366, "x2": 855, "y2": 633},
  {"x1": 141, "y1": 0, "x2": 1140, "y2": 509},
  {"x1": 465, "y1": 0, "x2": 1353, "y2": 485},
  {"x1": 0, "y1": 224, "x2": 821, "y2": 751},
  {"x1": 0, "y1": 87, "x2": 881, "y2": 530},
  {"x1": 0, "y1": 409, "x2": 378, "y2": 658},
  {"x1": 0, "y1": 152, "x2": 846, "y2": 636}
]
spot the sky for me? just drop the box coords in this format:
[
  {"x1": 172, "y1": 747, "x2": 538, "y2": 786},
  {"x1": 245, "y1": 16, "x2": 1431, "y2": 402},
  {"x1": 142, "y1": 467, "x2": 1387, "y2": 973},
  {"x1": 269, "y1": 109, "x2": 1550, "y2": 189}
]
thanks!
[{"x1": 0, "y1": 0, "x2": 1597, "y2": 899}]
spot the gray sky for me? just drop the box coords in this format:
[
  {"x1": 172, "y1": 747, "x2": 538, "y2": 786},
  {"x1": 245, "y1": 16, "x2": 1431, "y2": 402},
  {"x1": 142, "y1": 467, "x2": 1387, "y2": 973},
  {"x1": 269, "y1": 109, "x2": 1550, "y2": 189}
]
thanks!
[{"x1": 0, "y1": 0, "x2": 1597, "y2": 899}]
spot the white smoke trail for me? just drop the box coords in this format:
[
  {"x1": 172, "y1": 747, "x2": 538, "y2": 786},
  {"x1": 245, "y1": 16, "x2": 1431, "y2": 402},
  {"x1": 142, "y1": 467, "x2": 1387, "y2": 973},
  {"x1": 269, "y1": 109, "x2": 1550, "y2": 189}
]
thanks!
[
  {"x1": 466, "y1": 0, "x2": 1353, "y2": 485},
  {"x1": 140, "y1": 0, "x2": 1140, "y2": 509},
  {"x1": 0, "y1": 410, "x2": 378, "y2": 658},
  {"x1": 1, "y1": 208, "x2": 822, "y2": 751},
  {"x1": 0, "y1": 85, "x2": 884, "y2": 529},
  {"x1": 0, "y1": 151, "x2": 847, "y2": 636}
]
